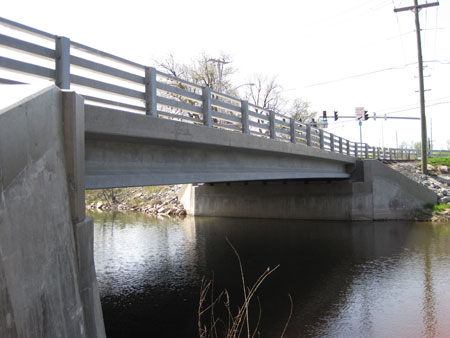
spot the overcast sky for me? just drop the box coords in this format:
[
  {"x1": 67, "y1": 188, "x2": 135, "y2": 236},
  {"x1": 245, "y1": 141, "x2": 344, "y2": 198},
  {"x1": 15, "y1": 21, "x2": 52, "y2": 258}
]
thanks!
[{"x1": 2, "y1": 0, "x2": 449, "y2": 148}]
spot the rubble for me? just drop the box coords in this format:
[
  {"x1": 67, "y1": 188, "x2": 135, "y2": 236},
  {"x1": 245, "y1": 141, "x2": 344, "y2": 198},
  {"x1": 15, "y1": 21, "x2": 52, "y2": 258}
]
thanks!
[{"x1": 86, "y1": 185, "x2": 186, "y2": 216}]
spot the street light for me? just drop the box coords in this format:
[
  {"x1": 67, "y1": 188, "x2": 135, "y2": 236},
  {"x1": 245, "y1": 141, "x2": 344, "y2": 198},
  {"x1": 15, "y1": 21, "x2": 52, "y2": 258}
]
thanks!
[{"x1": 234, "y1": 83, "x2": 255, "y2": 91}]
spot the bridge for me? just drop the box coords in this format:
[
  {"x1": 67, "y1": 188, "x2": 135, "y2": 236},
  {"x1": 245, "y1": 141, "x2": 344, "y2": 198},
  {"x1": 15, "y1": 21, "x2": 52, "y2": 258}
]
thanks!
[{"x1": 0, "y1": 17, "x2": 439, "y2": 338}]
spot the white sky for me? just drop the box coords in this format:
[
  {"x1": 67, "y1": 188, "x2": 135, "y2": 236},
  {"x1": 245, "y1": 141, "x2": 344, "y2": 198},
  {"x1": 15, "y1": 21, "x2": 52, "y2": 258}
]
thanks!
[{"x1": 2, "y1": 0, "x2": 449, "y2": 149}]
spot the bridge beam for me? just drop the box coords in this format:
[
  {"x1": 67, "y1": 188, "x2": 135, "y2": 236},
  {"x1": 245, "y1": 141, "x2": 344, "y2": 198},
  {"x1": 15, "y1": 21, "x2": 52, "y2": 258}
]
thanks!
[{"x1": 84, "y1": 106, "x2": 356, "y2": 189}]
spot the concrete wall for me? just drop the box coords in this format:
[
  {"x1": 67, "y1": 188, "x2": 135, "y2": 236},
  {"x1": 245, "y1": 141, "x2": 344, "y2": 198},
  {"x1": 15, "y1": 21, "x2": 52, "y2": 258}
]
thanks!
[
  {"x1": 180, "y1": 160, "x2": 437, "y2": 221},
  {"x1": 0, "y1": 86, "x2": 105, "y2": 338}
]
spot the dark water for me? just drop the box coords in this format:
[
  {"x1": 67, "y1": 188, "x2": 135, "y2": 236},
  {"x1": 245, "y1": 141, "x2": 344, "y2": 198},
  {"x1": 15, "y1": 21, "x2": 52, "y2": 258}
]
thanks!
[{"x1": 90, "y1": 211, "x2": 450, "y2": 338}]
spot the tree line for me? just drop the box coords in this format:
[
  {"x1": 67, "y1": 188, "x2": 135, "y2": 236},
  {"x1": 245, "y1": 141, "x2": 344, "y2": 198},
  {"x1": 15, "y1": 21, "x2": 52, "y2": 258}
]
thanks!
[{"x1": 154, "y1": 53, "x2": 318, "y2": 124}]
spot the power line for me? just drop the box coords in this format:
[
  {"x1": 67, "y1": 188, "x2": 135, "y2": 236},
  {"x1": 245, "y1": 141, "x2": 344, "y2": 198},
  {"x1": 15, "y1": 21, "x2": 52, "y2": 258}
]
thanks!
[
  {"x1": 305, "y1": 58, "x2": 449, "y2": 88},
  {"x1": 305, "y1": 62, "x2": 417, "y2": 87}
]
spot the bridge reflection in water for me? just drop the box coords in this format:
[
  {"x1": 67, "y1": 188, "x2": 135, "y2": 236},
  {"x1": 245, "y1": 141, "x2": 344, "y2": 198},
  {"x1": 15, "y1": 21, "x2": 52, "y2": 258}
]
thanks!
[{"x1": 91, "y1": 212, "x2": 450, "y2": 338}]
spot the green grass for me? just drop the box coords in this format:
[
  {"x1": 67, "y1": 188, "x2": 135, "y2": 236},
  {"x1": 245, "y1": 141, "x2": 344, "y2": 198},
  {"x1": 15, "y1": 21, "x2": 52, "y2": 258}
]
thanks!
[
  {"x1": 428, "y1": 156, "x2": 450, "y2": 167},
  {"x1": 433, "y1": 203, "x2": 450, "y2": 212},
  {"x1": 425, "y1": 203, "x2": 450, "y2": 212}
]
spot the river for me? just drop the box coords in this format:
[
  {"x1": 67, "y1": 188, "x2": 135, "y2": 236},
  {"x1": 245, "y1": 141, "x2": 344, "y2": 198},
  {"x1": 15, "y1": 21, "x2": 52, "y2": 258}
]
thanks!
[{"x1": 90, "y1": 211, "x2": 450, "y2": 338}]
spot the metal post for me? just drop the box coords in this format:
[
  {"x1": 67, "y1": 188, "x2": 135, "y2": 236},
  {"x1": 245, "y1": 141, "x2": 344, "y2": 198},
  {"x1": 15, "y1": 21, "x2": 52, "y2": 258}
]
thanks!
[
  {"x1": 359, "y1": 121, "x2": 363, "y2": 156},
  {"x1": 55, "y1": 36, "x2": 70, "y2": 89},
  {"x1": 241, "y1": 100, "x2": 249, "y2": 134},
  {"x1": 202, "y1": 86, "x2": 212, "y2": 127},
  {"x1": 145, "y1": 67, "x2": 157, "y2": 117},
  {"x1": 290, "y1": 117, "x2": 297, "y2": 144},
  {"x1": 269, "y1": 111, "x2": 276, "y2": 140},
  {"x1": 319, "y1": 129, "x2": 324, "y2": 149}
]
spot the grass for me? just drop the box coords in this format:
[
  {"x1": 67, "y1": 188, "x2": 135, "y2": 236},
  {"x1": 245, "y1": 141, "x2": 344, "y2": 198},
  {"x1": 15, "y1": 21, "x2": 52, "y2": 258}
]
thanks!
[
  {"x1": 425, "y1": 203, "x2": 450, "y2": 212},
  {"x1": 433, "y1": 203, "x2": 450, "y2": 212},
  {"x1": 198, "y1": 239, "x2": 292, "y2": 338},
  {"x1": 428, "y1": 156, "x2": 450, "y2": 167},
  {"x1": 85, "y1": 186, "x2": 168, "y2": 205}
]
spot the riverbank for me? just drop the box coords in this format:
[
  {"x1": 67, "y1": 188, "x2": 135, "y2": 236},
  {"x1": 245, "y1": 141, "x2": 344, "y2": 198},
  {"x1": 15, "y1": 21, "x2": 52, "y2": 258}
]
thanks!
[{"x1": 85, "y1": 185, "x2": 186, "y2": 216}]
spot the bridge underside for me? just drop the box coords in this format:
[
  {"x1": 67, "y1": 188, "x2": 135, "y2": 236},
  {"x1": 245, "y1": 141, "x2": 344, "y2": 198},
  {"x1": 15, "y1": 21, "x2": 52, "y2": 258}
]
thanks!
[{"x1": 85, "y1": 106, "x2": 356, "y2": 189}]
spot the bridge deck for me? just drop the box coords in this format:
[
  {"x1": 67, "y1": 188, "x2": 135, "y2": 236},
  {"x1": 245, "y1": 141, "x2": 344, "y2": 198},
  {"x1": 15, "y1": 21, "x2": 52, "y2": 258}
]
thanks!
[{"x1": 85, "y1": 105, "x2": 356, "y2": 189}]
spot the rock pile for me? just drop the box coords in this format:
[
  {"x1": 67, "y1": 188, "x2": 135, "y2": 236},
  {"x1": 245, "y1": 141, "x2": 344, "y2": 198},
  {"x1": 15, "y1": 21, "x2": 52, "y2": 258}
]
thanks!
[{"x1": 87, "y1": 185, "x2": 186, "y2": 216}]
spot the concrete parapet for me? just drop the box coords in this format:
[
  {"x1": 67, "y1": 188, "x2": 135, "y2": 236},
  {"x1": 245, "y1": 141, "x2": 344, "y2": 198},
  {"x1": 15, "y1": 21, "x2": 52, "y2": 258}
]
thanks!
[{"x1": 180, "y1": 160, "x2": 437, "y2": 221}]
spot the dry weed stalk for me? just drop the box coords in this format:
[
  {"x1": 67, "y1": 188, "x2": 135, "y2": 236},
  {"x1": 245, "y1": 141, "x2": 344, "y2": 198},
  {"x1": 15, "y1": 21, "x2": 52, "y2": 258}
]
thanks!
[{"x1": 198, "y1": 239, "x2": 293, "y2": 338}]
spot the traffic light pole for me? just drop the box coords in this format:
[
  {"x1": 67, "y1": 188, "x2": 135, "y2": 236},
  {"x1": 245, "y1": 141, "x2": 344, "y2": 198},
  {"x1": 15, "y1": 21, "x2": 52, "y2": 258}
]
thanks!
[{"x1": 394, "y1": 0, "x2": 439, "y2": 174}]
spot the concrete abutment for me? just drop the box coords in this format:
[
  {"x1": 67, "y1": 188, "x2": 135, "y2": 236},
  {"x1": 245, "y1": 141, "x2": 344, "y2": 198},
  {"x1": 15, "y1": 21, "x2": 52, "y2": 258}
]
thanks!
[
  {"x1": 180, "y1": 160, "x2": 437, "y2": 221},
  {"x1": 0, "y1": 86, "x2": 105, "y2": 338}
]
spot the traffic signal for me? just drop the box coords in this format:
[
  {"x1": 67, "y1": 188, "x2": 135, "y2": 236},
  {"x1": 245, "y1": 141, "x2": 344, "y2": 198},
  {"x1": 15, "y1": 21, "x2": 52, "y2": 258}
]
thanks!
[
  {"x1": 323, "y1": 111, "x2": 327, "y2": 121},
  {"x1": 373, "y1": 112, "x2": 376, "y2": 121},
  {"x1": 364, "y1": 110, "x2": 369, "y2": 120},
  {"x1": 334, "y1": 111, "x2": 338, "y2": 121}
]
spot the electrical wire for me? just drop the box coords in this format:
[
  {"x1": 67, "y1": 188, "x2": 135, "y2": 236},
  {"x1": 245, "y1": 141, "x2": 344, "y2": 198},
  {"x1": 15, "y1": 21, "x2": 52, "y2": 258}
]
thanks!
[{"x1": 305, "y1": 62, "x2": 417, "y2": 87}]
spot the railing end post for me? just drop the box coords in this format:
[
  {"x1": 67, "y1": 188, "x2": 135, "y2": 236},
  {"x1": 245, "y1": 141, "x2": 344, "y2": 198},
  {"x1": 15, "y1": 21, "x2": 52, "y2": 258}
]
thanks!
[{"x1": 55, "y1": 36, "x2": 70, "y2": 89}]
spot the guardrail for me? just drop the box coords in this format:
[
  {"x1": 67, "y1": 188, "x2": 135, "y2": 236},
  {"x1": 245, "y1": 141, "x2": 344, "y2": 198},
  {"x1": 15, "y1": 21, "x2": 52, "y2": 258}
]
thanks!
[{"x1": 0, "y1": 17, "x2": 447, "y2": 161}]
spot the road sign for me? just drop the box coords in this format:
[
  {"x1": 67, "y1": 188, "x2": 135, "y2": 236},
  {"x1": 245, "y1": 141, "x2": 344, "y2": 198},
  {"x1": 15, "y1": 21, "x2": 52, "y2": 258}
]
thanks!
[{"x1": 355, "y1": 107, "x2": 364, "y2": 121}]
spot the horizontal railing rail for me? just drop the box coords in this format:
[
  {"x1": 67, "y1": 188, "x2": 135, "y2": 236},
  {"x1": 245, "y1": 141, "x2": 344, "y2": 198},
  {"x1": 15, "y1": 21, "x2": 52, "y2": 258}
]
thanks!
[{"x1": 1, "y1": 17, "x2": 446, "y2": 162}]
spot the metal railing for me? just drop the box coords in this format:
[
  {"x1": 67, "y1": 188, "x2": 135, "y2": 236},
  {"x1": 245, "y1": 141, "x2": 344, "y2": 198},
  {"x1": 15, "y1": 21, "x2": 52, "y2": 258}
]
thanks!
[{"x1": 0, "y1": 17, "x2": 447, "y2": 161}]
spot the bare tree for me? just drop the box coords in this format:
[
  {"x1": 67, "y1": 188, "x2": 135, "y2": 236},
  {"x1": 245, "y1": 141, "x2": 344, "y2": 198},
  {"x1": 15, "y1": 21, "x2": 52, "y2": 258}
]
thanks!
[
  {"x1": 154, "y1": 52, "x2": 235, "y2": 94},
  {"x1": 154, "y1": 53, "x2": 188, "y2": 79},
  {"x1": 242, "y1": 75, "x2": 286, "y2": 113}
]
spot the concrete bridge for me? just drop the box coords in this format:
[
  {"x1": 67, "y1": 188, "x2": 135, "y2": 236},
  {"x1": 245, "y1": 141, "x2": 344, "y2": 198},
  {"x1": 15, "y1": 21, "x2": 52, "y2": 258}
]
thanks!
[{"x1": 0, "y1": 17, "x2": 438, "y2": 338}]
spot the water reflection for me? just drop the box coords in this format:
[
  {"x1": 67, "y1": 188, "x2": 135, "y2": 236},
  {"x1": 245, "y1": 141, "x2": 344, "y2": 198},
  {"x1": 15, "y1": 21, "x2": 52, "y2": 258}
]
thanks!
[{"x1": 90, "y1": 211, "x2": 450, "y2": 338}]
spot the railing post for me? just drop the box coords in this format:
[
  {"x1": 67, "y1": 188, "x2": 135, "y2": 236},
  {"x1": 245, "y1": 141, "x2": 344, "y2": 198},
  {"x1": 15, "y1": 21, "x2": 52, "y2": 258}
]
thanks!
[
  {"x1": 269, "y1": 111, "x2": 276, "y2": 140},
  {"x1": 290, "y1": 117, "x2": 297, "y2": 144},
  {"x1": 330, "y1": 134, "x2": 335, "y2": 152},
  {"x1": 305, "y1": 123, "x2": 312, "y2": 146},
  {"x1": 346, "y1": 140, "x2": 350, "y2": 155},
  {"x1": 55, "y1": 36, "x2": 70, "y2": 89},
  {"x1": 202, "y1": 86, "x2": 212, "y2": 127},
  {"x1": 377, "y1": 147, "x2": 380, "y2": 159},
  {"x1": 339, "y1": 137, "x2": 343, "y2": 153},
  {"x1": 145, "y1": 67, "x2": 157, "y2": 117},
  {"x1": 365, "y1": 144, "x2": 369, "y2": 159},
  {"x1": 319, "y1": 129, "x2": 324, "y2": 149},
  {"x1": 241, "y1": 100, "x2": 249, "y2": 134}
]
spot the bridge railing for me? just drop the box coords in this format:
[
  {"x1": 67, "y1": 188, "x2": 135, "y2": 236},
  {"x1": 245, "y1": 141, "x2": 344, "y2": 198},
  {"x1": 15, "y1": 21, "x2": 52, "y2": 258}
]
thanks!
[{"x1": 1, "y1": 17, "x2": 447, "y2": 162}]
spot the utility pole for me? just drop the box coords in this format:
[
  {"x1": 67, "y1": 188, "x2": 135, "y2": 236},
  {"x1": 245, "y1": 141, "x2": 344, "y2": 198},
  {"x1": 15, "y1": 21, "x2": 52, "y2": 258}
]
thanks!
[
  {"x1": 207, "y1": 58, "x2": 230, "y2": 92},
  {"x1": 394, "y1": 1, "x2": 439, "y2": 174}
]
